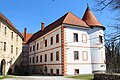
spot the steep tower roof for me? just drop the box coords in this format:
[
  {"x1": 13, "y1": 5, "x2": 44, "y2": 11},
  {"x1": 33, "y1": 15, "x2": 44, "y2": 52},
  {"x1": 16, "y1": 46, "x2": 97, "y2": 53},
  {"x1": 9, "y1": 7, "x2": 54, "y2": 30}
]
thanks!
[{"x1": 82, "y1": 5, "x2": 105, "y2": 30}]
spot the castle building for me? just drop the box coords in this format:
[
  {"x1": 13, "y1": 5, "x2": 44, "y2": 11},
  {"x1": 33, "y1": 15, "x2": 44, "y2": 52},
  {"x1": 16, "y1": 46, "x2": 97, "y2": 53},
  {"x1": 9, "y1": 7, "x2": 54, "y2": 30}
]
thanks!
[
  {"x1": 27, "y1": 6, "x2": 106, "y2": 76},
  {"x1": 0, "y1": 13, "x2": 23, "y2": 75}
]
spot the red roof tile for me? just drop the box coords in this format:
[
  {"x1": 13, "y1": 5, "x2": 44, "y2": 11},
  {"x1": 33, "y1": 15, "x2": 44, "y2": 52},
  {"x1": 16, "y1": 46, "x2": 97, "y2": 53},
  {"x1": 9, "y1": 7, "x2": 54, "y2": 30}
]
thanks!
[
  {"x1": 27, "y1": 12, "x2": 88, "y2": 43},
  {"x1": 82, "y1": 6, "x2": 105, "y2": 30},
  {"x1": 0, "y1": 12, "x2": 24, "y2": 39},
  {"x1": 22, "y1": 33, "x2": 33, "y2": 44}
]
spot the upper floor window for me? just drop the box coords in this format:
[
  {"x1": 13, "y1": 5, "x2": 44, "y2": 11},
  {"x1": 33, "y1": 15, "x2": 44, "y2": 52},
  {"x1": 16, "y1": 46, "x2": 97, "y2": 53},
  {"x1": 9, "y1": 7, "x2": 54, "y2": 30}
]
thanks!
[
  {"x1": 74, "y1": 51, "x2": 79, "y2": 60},
  {"x1": 40, "y1": 55, "x2": 42, "y2": 62},
  {"x1": 51, "y1": 37, "x2": 53, "y2": 45},
  {"x1": 4, "y1": 27, "x2": 7, "y2": 35},
  {"x1": 30, "y1": 46, "x2": 32, "y2": 52},
  {"x1": 16, "y1": 35, "x2": 18, "y2": 42},
  {"x1": 37, "y1": 43, "x2": 39, "y2": 50},
  {"x1": 16, "y1": 47, "x2": 18, "y2": 55},
  {"x1": 36, "y1": 56, "x2": 38, "y2": 63},
  {"x1": 82, "y1": 34, "x2": 87, "y2": 43},
  {"x1": 3, "y1": 42, "x2": 6, "y2": 52},
  {"x1": 40, "y1": 41, "x2": 43, "y2": 49},
  {"x1": 45, "y1": 39, "x2": 47, "y2": 47},
  {"x1": 32, "y1": 57, "x2": 34, "y2": 63},
  {"x1": 56, "y1": 34, "x2": 59, "y2": 43},
  {"x1": 74, "y1": 33, "x2": 78, "y2": 42},
  {"x1": 82, "y1": 51, "x2": 88, "y2": 61},
  {"x1": 99, "y1": 36, "x2": 103, "y2": 43},
  {"x1": 11, "y1": 45, "x2": 13, "y2": 54},
  {"x1": 45, "y1": 54, "x2": 47, "y2": 62},
  {"x1": 56, "y1": 51, "x2": 59, "y2": 61},
  {"x1": 33, "y1": 45, "x2": 35, "y2": 51},
  {"x1": 29, "y1": 57, "x2": 31, "y2": 63},
  {"x1": 50, "y1": 53, "x2": 53, "y2": 61},
  {"x1": 11, "y1": 32, "x2": 13, "y2": 39}
]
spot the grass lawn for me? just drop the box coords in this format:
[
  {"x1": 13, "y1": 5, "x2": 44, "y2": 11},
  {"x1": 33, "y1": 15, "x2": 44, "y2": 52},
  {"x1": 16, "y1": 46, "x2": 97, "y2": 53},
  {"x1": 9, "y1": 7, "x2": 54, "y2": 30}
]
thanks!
[
  {"x1": 66, "y1": 74, "x2": 94, "y2": 80},
  {"x1": 0, "y1": 75, "x2": 14, "y2": 79}
]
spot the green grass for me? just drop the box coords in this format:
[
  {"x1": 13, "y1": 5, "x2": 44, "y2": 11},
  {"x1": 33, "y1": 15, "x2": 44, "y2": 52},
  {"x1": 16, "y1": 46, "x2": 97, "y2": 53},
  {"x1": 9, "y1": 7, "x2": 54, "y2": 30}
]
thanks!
[
  {"x1": 0, "y1": 75, "x2": 14, "y2": 79},
  {"x1": 66, "y1": 74, "x2": 94, "y2": 80}
]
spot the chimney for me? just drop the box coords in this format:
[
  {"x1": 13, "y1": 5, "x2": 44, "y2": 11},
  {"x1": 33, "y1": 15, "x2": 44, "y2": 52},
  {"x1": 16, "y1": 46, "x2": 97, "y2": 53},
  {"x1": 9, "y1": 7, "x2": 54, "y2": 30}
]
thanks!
[
  {"x1": 24, "y1": 28, "x2": 27, "y2": 42},
  {"x1": 41, "y1": 22, "x2": 44, "y2": 31}
]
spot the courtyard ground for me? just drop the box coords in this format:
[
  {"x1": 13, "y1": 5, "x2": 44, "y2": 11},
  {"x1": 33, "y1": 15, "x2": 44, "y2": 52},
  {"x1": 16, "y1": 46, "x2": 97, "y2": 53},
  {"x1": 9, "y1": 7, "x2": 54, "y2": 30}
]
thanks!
[{"x1": 2, "y1": 76, "x2": 76, "y2": 80}]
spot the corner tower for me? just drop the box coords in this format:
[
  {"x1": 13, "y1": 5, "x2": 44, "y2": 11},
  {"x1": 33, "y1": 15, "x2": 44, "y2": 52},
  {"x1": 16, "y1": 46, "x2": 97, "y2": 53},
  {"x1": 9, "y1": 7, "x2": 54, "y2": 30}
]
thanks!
[
  {"x1": 82, "y1": 4, "x2": 105, "y2": 30},
  {"x1": 82, "y1": 4, "x2": 106, "y2": 73}
]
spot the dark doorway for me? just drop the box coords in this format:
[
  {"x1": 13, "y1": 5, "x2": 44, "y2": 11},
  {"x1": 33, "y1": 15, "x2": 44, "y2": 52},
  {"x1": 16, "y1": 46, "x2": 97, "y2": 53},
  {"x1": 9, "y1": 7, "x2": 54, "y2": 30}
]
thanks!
[{"x1": 1, "y1": 59, "x2": 6, "y2": 75}]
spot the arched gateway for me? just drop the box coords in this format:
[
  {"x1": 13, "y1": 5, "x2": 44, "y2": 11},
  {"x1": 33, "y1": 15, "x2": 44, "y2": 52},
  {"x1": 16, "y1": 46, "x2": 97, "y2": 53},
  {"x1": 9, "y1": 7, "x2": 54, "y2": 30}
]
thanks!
[{"x1": 0, "y1": 59, "x2": 6, "y2": 75}]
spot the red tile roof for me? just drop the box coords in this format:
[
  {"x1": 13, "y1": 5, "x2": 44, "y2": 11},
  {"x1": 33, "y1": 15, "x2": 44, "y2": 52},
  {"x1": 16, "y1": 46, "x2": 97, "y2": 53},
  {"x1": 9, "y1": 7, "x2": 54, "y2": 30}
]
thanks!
[
  {"x1": 21, "y1": 33, "x2": 33, "y2": 44},
  {"x1": 27, "y1": 12, "x2": 89, "y2": 43},
  {"x1": 82, "y1": 6, "x2": 105, "y2": 30},
  {"x1": 0, "y1": 12, "x2": 24, "y2": 39}
]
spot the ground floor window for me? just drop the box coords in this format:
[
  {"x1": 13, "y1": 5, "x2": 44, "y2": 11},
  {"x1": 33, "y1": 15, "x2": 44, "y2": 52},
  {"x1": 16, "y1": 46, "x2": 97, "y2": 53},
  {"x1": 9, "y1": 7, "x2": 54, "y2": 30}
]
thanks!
[
  {"x1": 50, "y1": 69, "x2": 53, "y2": 75},
  {"x1": 75, "y1": 69, "x2": 79, "y2": 75},
  {"x1": 56, "y1": 69, "x2": 59, "y2": 75}
]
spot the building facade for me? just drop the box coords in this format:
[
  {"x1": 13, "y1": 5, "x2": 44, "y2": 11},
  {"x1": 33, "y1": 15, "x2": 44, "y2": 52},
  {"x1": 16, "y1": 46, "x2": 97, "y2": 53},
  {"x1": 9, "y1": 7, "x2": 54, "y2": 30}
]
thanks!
[
  {"x1": 0, "y1": 13, "x2": 23, "y2": 75},
  {"x1": 28, "y1": 6, "x2": 106, "y2": 76}
]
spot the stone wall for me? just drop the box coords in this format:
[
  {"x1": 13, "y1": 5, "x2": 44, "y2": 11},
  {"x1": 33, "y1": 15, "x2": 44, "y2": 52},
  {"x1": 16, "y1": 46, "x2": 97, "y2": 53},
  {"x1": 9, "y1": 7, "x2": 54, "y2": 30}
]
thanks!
[{"x1": 94, "y1": 73, "x2": 120, "y2": 80}]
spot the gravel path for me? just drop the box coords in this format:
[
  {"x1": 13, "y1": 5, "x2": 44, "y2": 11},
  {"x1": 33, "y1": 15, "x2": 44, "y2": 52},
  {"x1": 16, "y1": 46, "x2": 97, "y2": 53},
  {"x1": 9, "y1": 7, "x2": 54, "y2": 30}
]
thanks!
[{"x1": 2, "y1": 76, "x2": 77, "y2": 80}]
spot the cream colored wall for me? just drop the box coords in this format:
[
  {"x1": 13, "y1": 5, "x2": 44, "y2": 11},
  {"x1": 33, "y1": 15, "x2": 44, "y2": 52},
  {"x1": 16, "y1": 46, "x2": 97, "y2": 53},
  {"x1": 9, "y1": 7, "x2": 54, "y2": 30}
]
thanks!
[
  {"x1": 29, "y1": 25, "x2": 62, "y2": 75},
  {"x1": 0, "y1": 21, "x2": 22, "y2": 75}
]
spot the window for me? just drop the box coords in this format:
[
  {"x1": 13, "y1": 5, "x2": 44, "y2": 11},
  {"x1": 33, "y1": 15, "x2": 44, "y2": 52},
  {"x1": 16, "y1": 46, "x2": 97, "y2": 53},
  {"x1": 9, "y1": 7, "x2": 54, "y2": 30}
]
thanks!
[
  {"x1": 36, "y1": 56, "x2": 38, "y2": 63},
  {"x1": 32, "y1": 57, "x2": 34, "y2": 63},
  {"x1": 29, "y1": 57, "x2": 31, "y2": 63},
  {"x1": 56, "y1": 69, "x2": 59, "y2": 75},
  {"x1": 50, "y1": 53, "x2": 53, "y2": 61},
  {"x1": 51, "y1": 37, "x2": 53, "y2": 45},
  {"x1": 56, "y1": 34, "x2": 59, "y2": 43},
  {"x1": 40, "y1": 41, "x2": 43, "y2": 49},
  {"x1": 50, "y1": 69, "x2": 53, "y2": 74},
  {"x1": 3, "y1": 42, "x2": 6, "y2": 52},
  {"x1": 74, "y1": 51, "x2": 79, "y2": 60},
  {"x1": 45, "y1": 39, "x2": 47, "y2": 47},
  {"x1": 16, "y1": 35, "x2": 18, "y2": 42},
  {"x1": 37, "y1": 43, "x2": 39, "y2": 50},
  {"x1": 11, "y1": 32, "x2": 13, "y2": 39},
  {"x1": 4, "y1": 27, "x2": 7, "y2": 35},
  {"x1": 82, "y1": 34, "x2": 87, "y2": 43},
  {"x1": 82, "y1": 51, "x2": 88, "y2": 61},
  {"x1": 75, "y1": 69, "x2": 79, "y2": 75},
  {"x1": 16, "y1": 47, "x2": 18, "y2": 55},
  {"x1": 11, "y1": 45, "x2": 13, "y2": 54},
  {"x1": 30, "y1": 47, "x2": 32, "y2": 52},
  {"x1": 33, "y1": 45, "x2": 35, "y2": 51},
  {"x1": 99, "y1": 36, "x2": 103, "y2": 43},
  {"x1": 40, "y1": 55, "x2": 42, "y2": 62},
  {"x1": 74, "y1": 33, "x2": 78, "y2": 42},
  {"x1": 56, "y1": 51, "x2": 59, "y2": 61},
  {"x1": 45, "y1": 54, "x2": 47, "y2": 62}
]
